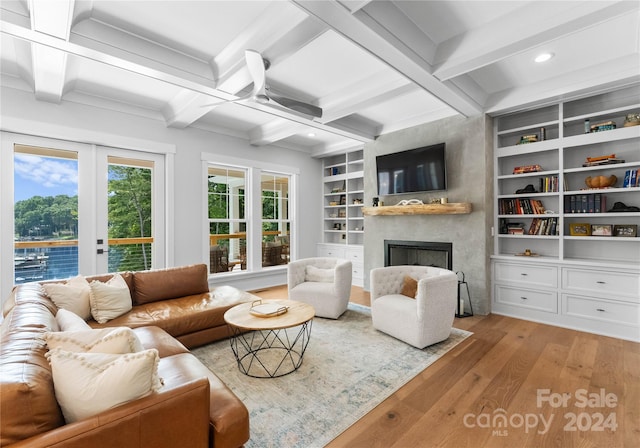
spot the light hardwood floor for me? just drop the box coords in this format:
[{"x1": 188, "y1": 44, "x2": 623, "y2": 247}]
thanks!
[{"x1": 252, "y1": 285, "x2": 640, "y2": 447}]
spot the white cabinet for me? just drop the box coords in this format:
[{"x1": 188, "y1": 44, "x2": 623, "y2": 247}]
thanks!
[
  {"x1": 322, "y1": 150, "x2": 364, "y2": 246},
  {"x1": 491, "y1": 85, "x2": 640, "y2": 341},
  {"x1": 317, "y1": 243, "x2": 364, "y2": 286}
]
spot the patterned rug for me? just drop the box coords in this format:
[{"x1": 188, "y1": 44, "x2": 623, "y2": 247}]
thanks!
[{"x1": 192, "y1": 303, "x2": 471, "y2": 448}]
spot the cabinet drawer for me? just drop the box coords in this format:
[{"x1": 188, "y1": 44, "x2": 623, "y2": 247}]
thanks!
[
  {"x1": 562, "y1": 268, "x2": 639, "y2": 299},
  {"x1": 494, "y1": 262, "x2": 558, "y2": 288},
  {"x1": 351, "y1": 262, "x2": 364, "y2": 280},
  {"x1": 317, "y1": 245, "x2": 346, "y2": 259},
  {"x1": 495, "y1": 285, "x2": 558, "y2": 313},
  {"x1": 346, "y1": 246, "x2": 364, "y2": 263},
  {"x1": 563, "y1": 294, "x2": 640, "y2": 325}
]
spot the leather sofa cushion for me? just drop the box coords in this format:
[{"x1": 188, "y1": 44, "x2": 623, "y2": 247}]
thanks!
[
  {"x1": 133, "y1": 326, "x2": 190, "y2": 358},
  {"x1": 0, "y1": 284, "x2": 65, "y2": 446},
  {"x1": 132, "y1": 264, "x2": 209, "y2": 305},
  {"x1": 90, "y1": 292, "x2": 245, "y2": 338}
]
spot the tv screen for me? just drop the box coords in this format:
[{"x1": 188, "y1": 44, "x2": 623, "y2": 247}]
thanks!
[{"x1": 376, "y1": 143, "x2": 447, "y2": 195}]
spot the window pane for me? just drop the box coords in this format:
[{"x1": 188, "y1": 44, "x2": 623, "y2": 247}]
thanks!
[
  {"x1": 14, "y1": 145, "x2": 79, "y2": 283},
  {"x1": 107, "y1": 159, "x2": 153, "y2": 272},
  {"x1": 208, "y1": 165, "x2": 247, "y2": 274},
  {"x1": 261, "y1": 172, "x2": 290, "y2": 267}
]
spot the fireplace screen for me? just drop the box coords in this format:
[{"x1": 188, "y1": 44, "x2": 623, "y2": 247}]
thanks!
[{"x1": 384, "y1": 240, "x2": 452, "y2": 271}]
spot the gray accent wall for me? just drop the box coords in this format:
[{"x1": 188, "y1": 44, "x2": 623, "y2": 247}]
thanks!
[{"x1": 363, "y1": 114, "x2": 494, "y2": 315}]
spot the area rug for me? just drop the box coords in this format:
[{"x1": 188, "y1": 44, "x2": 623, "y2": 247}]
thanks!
[{"x1": 192, "y1": 304, "x2": 471, "y2": 448}]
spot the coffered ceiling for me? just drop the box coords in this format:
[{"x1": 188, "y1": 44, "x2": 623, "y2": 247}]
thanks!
[{"x1": 1, "y1": 1, "x2": 639, "y2": 155}]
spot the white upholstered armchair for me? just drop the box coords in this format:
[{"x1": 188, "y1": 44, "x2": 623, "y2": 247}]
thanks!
[
  {"x1": 370, "y1": 265, "x2": 458, "y2": 349},
  {"x1": 288, "y1": 258, "x2": 352, "y2": 319}
]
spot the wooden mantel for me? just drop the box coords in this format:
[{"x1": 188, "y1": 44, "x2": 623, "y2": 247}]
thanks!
[{"x1": 362, "y1": 203, "x2": 472, "y2": 216}]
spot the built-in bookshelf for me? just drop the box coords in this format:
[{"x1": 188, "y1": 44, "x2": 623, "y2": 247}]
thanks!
[{"x1": 492, "y1": 84, "x2": 640, "y2": 341}]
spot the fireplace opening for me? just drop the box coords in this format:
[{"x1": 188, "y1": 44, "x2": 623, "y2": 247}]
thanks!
[{"x1": 384, "y1": 240, "x2": 452, "y2": 271}]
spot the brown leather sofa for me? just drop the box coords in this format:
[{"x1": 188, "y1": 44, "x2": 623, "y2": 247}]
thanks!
[{"x1": 0, "y1": 264, "x2": 252, "y2": 448}]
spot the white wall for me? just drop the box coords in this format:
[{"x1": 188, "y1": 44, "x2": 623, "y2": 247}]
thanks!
[{"x1": 0, "y1": 87, "x2": 322, "y2": 293}]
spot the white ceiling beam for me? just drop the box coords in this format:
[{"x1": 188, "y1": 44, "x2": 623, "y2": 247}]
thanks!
[
  {"x1": 163, "y1": 90, "x2": 221, "y2": 129},
  {"x1": 249, "y1": 119, "x2": 306, "y2": 146},
  {"x1": 29, "y1": 0, "x2": 75, "y2": 103},
  {"x1": 433, "y1": 1, "x2": 639, "y2": 81},
  {"x1": 291, "y1": 0, "x2": 482, "y2": 117},
  {"x1": 1, "y1": 19, "x2": 372, "y2": 143},
  {"x1": 353, "y1": 0, "x2": 437, "y2": 66},
  {"x1": 336, "y1": 1, "x2": 372, "y2": 14}
]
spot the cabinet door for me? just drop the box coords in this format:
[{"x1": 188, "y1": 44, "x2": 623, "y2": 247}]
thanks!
[
  {"x1": 495, "y1": 285, "x2": 558, "y2": 313},
  {"x1": 317, "y1": 244, "x2": 346, "y2": 259},
  {"x1": 563, "y1": 294, "x2": 640, "y2": 325}
]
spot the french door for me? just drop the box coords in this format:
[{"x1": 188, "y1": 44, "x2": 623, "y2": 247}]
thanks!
[{"x1": 1, "y1": 132, "x2": 165, "y2": 299}]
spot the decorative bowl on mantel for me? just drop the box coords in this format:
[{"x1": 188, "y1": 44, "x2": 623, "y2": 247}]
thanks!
[{"x1": 585, "y1": 175, "x2": 617, "y2": 189}]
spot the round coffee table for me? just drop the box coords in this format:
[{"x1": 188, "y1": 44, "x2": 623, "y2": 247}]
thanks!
[{"x1": 224, "y1": 299, "x2": 315, "y2": 378}]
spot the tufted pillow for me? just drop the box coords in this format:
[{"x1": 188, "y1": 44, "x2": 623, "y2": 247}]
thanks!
[
  {"x1": 400, "y1": 275, "x2": 418, "y2": 298},
  {"x1": 43, "y1": 275, "x2": 92, "y2": 320},
  {"x1": 89, "y1": 274, "x2": 133, "y2": 323},
  {"x1": 55, "y1": 308, "x2": 92, "y2": 331},
  {"x1": 45, "y1": 327, "x2": 143, "y2": 354},
  {"x1": 46, "y1": 348, "x2": 162, "y2": 423},
  {"x1": 305, "y1": 265, "x2": 335, "y2": 283}
]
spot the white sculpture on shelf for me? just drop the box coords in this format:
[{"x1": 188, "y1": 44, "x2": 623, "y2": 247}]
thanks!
[{"x1": 395, "y1": 199, "x2": 424, "y2": 206}]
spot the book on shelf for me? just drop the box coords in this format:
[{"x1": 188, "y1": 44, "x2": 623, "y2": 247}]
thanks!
[
  {"x1": 623, "y1": 169, "x2": 639, "y2": 187},
  {"x1": 527, "y1": 217, "x2": 558, "y2": 235},
  {"x1": 566, "y1": 193, "x2": 606, "y2": 213},
  {"x1": 512, "y1": 164, "x2": 542, "y2": 174},
  {"x1": 499, "y1": 198, "x2": 545, "y2": 215}
]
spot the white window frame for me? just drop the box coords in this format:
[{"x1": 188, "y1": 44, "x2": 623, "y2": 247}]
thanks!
[{"x1": 201, "y1": 152, "x2": 299, "y2": 277}]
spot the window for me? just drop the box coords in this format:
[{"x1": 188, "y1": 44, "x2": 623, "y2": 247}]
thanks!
[
  {"x1": 261, "y1": 172, "x2": 290, "y2": 267},
  {"x1": 208, "y1": 165, "x2": 247, "y2": 273},
  {"x1": 206, "y1": 162, "x2": 294, "y2": 275}
]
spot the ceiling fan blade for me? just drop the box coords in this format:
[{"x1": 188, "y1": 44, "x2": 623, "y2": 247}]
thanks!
[
  {"x1": 267, "y1": 92, "x2": 323, "y2": 118},
  {"x1": 245, "y1": 49, "x2": 267, "y2": 99}
]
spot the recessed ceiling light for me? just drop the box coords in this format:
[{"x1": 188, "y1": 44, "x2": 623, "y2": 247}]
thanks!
[
  {"x1": 307, "y1": 132, "x2": 316, "y2": 137},
  {"x1": 534, "y1": 52, "x2": 554, "y2": 63}
]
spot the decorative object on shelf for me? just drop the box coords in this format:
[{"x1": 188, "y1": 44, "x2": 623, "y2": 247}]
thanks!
[
  {"x1": 569, "y1": 223, "x2": 591, "y2": 236},
  {"x1": 517, "y1": 134, "x2": 538, "y2": 145},
  {"x1": 584, "y1": 118, "x2": 590, "y2": 134},
  {"x1": 590, "y1": 120, "x2": 616, "y2": 132},
  {"x1": 582, "y1": 153, "x2": 625, "y2": 167},
  {"x1": 329, "y1": 213, "x2": 337, "y2": 218},
  {"x1": 352, "y1": 198, "x2": 363, "y2": 204},
  {"x1": 395, "y1": 199, "x2": 424, "y2": 206},
  {"x1": 513, "y1": 164, "x2": 542, "y2": 174},
  {"x1": 591, "y1": 224, "x2": 613, "y2": 236},
  {"x1": 515, "y1": 249, "x2": 539, "y2": 257},
  {"x1": 440, "y1": 197, "x2": 448, "y2": 204},
  {"x1": 623, "y1": 113, "x2": 640, "y2": 127},
  {"x1": 608, "y1": 201, "x2": 640, "y2": 212},
  {"x1": 613, "y1": 224, "x2": 637, "y2": 237},
  {"x1": 430, "y1": 198, "x2": 441, "y2": 204},
  {"x1": 372, "y1": 196, "x2": 379, "y2": 207},
  {"x1": 584, "y1": 175, "x2": 617, "y2": 189},
  {"x1": 515, "y1": 184, "x2": 537, "y2": 194},
  {"x1": 340, "y1": 196, "x2": 346, "y2": 205},
  {"x1": 329, "y1": 201, "x2": 338, "y2": 206},
  {"x1": 539, "y1": 127, "x2": 546, "y2": 141}
]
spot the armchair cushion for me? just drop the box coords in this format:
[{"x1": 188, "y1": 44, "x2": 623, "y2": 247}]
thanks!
[
  {"x1": 305, "y1": 265, "x2": 335, "y2": 283},
  {"x1": 400, "y1": 275, "x2": 418, "y2": 298}
]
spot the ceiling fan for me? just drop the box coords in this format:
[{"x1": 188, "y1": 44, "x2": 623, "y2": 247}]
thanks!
[{"x1": 204, "y1": 50, "x2": 323, "y2": 119}]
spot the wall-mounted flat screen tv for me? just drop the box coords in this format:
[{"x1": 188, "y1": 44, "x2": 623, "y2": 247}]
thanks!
[{"x1": 376, "y1": 143, "x2": 447, "y2": 195}]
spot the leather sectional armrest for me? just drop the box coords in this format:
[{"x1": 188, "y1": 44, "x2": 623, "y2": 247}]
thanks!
[{"x1": 9, "y1": 378, "x2": 211, "y2": 448}]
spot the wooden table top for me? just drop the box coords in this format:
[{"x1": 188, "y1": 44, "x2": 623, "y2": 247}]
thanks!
[{"x1": 224, "y1": 299, "x2": 315, "y2": 330}]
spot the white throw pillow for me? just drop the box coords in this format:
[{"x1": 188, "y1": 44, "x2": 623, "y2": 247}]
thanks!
[
  {"x1": 56, "y1": 309, "x2": 92, "y2": 331},
  {"x1": 46, "y1": 348, "x2": 162, "y2": 423},
  {"x1": 45, "y1": 327, "x2": 143, "y2": 354},
  {"x1": 43, "y1": 275, "x2": 92, "y2": 320},
  {"x1": 305, "y1": 265, "x2": 335, "y2": 283},
  {"x1": 89, "y1": 273, "x2": 133, "y2": 324}
]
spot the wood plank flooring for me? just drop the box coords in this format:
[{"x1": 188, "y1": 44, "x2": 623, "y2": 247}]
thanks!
[{"x1": 250, "y1": 285, "x2": 640, "y2": 447}]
